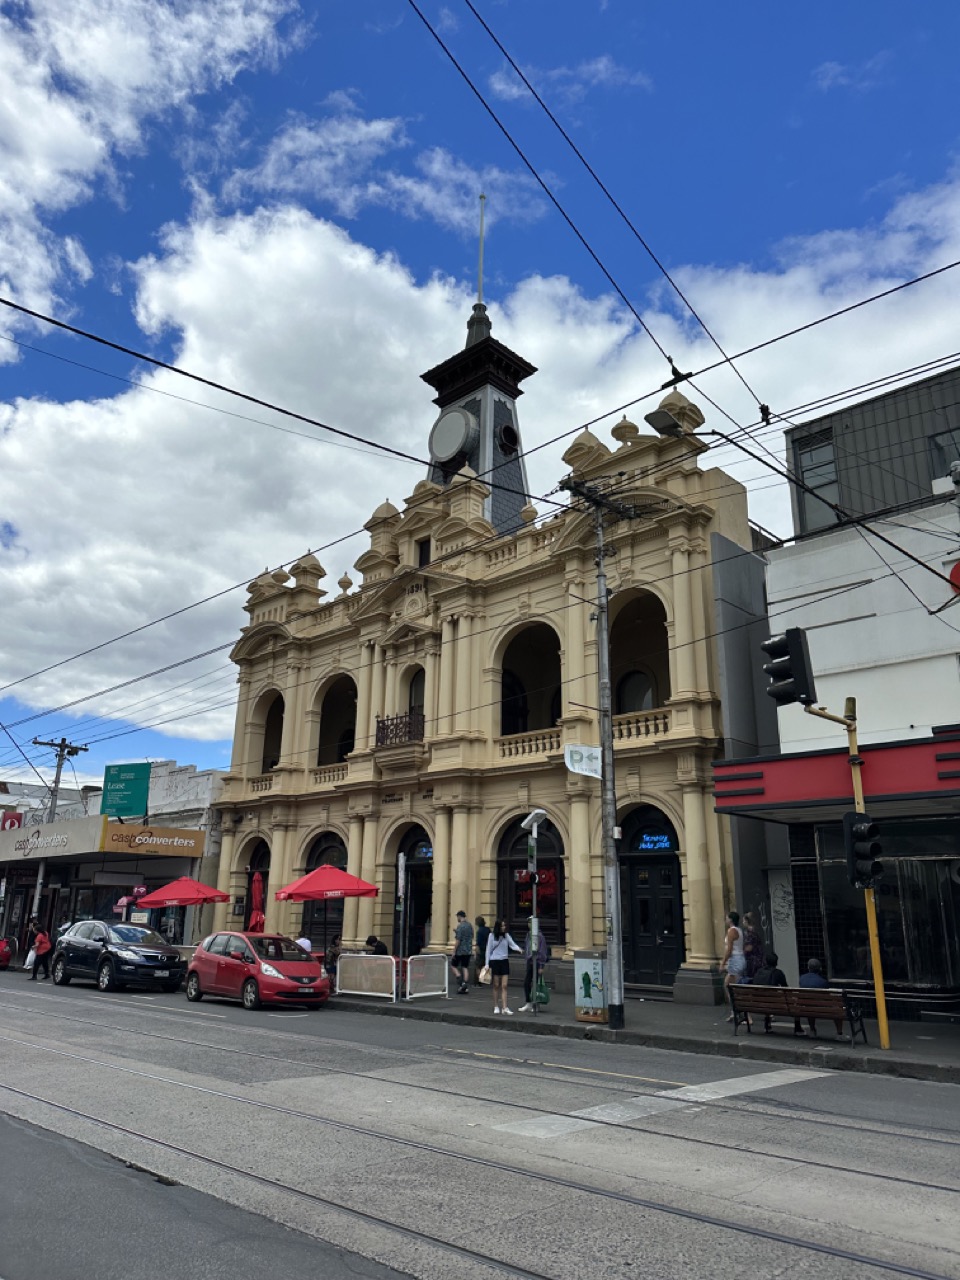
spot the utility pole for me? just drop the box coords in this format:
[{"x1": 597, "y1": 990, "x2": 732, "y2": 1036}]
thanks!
[
  {"x1": 30, "y1": 736, "x2": 88, "y2": 921},
  {"x1": 560, "y1": 477, "x2": 642, "y2": 1031}
]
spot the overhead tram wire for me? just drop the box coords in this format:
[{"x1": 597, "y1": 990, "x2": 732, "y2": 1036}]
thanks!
[
  {"x1": 458, "y1": 0, "x2": 764, "y2": 412},
  {"x1": 2, "y1": 286, "x2": 959, "y2": 702}
]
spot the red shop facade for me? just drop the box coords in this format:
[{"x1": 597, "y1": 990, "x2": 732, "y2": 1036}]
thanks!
[{"x1": 713, "y1": 725, "x2": 960, "y2": 1020}]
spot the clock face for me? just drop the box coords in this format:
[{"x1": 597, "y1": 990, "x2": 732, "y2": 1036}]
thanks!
[{"x1": 429, "y1": 406, "x2": 478, "y2": 462}]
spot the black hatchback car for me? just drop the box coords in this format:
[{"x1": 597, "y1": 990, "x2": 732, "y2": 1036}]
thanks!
[{"x1": 52, "y1": 921, "x2": 185, "y2": 992}]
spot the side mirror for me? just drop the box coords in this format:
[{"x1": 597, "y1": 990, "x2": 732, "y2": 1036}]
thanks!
[{"x1": 229, "y1": 950, "x2": 245, "y2": 962}]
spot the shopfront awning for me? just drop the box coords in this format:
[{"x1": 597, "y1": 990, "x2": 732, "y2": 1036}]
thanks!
[{"x1": 713, "y1": 728, "x2": 960, "y2": 824}]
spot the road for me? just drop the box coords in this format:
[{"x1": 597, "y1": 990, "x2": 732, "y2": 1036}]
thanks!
[{"x1": 0, "y1": 970, "x2": 958, "y2": 1280}]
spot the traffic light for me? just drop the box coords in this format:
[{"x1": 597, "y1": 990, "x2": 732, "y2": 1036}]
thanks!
[
  {"x1": 843, "y1": 810, "x2": 882, "y2": 888},
  {"x1": 760, "y1": 627, "x2": 818, "y2": 707}
]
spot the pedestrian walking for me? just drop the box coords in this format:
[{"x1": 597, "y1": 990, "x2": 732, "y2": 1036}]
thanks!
[
  {"x1": 29, "y1": 925, "x2": 52, "y2": 982},
  {"x1": 518, "y1": 928, "x2": 548, "y2": 1013},
  {"x1": 741, "y1": 911, "x2": 764, "y2": 981},
  {"x1": 473, "y1": 916, "x2": 491, "y2": 986},
  {"x1": 451, "y1": 911, "x2": 473, "y2": 994},
  {"x1": 720, "y1": 911, "x2": 746, "y2": 1019},
  {"x1": 485, "y1": 918, "x2": 521, "y2": 1014},
  {"x1": 797, "y1": 957, "x2": 844, "y2": 1038}
]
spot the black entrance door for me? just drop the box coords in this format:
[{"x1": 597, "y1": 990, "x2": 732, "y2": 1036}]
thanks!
[{"x1": 620, "y1": 855, "x2": 683, "y2": 986}]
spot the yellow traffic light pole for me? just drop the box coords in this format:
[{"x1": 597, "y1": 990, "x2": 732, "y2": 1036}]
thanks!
[{"x1": 805, "y1": 697, "x2": 891, "y2": 1050}]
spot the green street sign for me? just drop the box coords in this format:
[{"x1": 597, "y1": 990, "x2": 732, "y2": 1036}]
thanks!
[{"x1": 102, "y1": 763, "x2": 152, "y2": 819}]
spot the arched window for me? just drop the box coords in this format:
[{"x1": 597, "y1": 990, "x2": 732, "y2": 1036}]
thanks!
[
  {"x1": 616, "y1": 670, "x2": 656, "y2": 714},
  {"x1": 301, "y1": 833, "x2": 348, "y2": 951},
  {"x1": 408, "y1": 667, "x2": 425, "y2": 713},
  {"x1": 261, "y1": 695, "x2": 284, "y2": 772},
  {"x1": 317, "y1": 676, "x2": 358, "y2": 765},
  {"x1": 496, "y1": 816, "x2": 565, "y2": 945},
  {"x1": 500, "y1": 623, "x2": 561, "y2": 735},
  {"x1": 609, "y1": 593, "x2": 670, "y2": 711}
]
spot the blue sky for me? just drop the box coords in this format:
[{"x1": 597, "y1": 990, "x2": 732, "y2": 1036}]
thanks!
[{"x1": 2, "y1": 0, "x2": 960, "y2": 791}]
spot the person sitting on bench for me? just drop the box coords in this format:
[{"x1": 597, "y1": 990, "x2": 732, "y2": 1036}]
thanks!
[
  {"x1": 752, "y1": 952, "x2": 789, "y2": 1033},
  {"x1": 797, "y1": 958, "x2": 844, "y2": 1038}
]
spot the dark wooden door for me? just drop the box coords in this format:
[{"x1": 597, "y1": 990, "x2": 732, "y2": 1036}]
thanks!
[{"x1": 620, "y1": 855, "x2": 683, "y2": 986}]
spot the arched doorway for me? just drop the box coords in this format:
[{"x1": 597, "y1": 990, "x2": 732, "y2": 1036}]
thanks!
[
  {"x1": 260, "y1": 693, "x2": 284, "y2": 772},
  {"x1": 394, "y1": 825, "x2": 433, "y2": 956},
  {"x1": 300, "y1": 832, "x2": 348, "y2": 951},
  {"x1": 244, "y1": 840, "x2": 271, "y2": 930},
  {"x1": 619, "y1": 805, "x2": 684, "y2": 987},
  {"x1": 497, "y1": 817, "x2": 565, "y2": 947}
]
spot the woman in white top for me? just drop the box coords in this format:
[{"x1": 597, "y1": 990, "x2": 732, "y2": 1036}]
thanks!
[
  {"x1": 485, "y1": 918, "x2": 522, "y2": 1015},
  {"x1": 720, "y1": 910, "x2": 746, "y2": 1019}
]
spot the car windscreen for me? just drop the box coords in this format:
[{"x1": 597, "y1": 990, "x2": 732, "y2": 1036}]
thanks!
[
  {"x1": 252, "y1": 936, "x2": 315, "y2": 963},
  {"x1": 108, "y1": 926, "x2": 169, "y2": 948}
]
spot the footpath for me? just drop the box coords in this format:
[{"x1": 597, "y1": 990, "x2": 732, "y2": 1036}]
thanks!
[{"x1": 329, "y1": 983, "x2": 960, "y2": 1085}]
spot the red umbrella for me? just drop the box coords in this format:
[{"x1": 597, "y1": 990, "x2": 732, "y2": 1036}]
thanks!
[
  {"x1": 275, "y1": 865, "x2": 379, "y2": 902},
  {"x1": 136, "y1": 877, "x2": 229, "y2": 908},
  {"x1": 249, "y1": 870, "x2": 266, "y2": 932}
]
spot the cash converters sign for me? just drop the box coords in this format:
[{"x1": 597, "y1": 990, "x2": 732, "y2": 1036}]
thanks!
[
  {"x1": 0, "y1": 815, "x2": 108, "y2": 864},
  {"x1": 103, "y1": 825, "x2": 204, "y2": 857}
]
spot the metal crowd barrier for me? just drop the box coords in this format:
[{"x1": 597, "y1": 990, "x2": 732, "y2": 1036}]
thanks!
[
  {"x1": 405, "y1": 953, "x2": 449, "y2": 1000},
  {"x1": 336, "y1": 952, "x2": 397, "y2": 1001}
]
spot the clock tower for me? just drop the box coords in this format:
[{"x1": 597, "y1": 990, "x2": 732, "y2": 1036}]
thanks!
[{"x1": 421, "y1": 301, "x2": 536, "y2": 535}]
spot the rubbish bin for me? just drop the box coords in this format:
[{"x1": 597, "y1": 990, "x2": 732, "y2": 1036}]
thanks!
[{"x1": 574, "y1": 949, "x2": 608, "y2": 1024}]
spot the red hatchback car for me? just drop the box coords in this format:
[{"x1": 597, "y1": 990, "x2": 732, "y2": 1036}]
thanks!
[{"x1": 186, "y1": 931, "x2": 330, "y2": 1010}]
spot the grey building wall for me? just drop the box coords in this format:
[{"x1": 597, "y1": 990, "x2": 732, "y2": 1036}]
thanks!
[
  {"x1": 711, "y1": 533, "x2": 793, "y2": 974},
  {"x1": 787, "y1": 363, "x2": 960, "y2": 534}
]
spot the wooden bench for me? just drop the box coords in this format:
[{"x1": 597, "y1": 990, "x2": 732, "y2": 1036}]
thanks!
[{"x1": 729, "y1": 984, "x2": 868, "y2": 1045}]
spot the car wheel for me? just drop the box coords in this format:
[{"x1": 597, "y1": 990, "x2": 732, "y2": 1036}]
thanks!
[
  {"x1": 52, "y1": 956, "x2": 70, "y2": 986},
  {"x1": 185, "y1": 972, "x2": 203, "y2": 1002},
  {"x1": 97, "y1": 961, "x2": 117, "y2": 992},
  {"x1": 241, "y1": 978, "x2": 261, "y2": 1011}
]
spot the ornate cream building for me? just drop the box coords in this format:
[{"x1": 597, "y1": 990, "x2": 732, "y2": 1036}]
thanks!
[{"x1": 213, "y1": 303, "x2": 757, "y2": 1002}]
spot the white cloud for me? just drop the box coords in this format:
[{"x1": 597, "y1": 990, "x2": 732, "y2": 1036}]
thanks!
[
  {"x1": 230, "y1": 111, "x2": 546, "y2": 233},
  {"x1": 4, "y1": 172, "x2": 960, "y2": 741},
  {"x1": 813, "y1": 52, "x2": 891, "y2": 92},
  {"x1": 0, "y1": 0, "x2": 296, "y2": 348},
  {"x1": 489, "y1": 54, "x2": 652, "y2": 105}
]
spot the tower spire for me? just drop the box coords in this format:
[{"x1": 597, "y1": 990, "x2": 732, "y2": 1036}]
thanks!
[{"x1": 466, "y1": 192, "x2": 492, "y2": 348}]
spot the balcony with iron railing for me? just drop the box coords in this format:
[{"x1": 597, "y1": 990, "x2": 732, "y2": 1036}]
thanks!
[{"x1": 375, "y1": 709, "x2": 425, "y2": 749}]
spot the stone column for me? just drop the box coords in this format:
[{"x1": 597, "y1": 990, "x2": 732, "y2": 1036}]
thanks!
[
  {"x1": 343, "y1": 815, "x2": 365, "y2": 944},
  {"x1": 356, "y1": 641, "x2": 374, "y2": 752},
  {"x1": 424, "y1": 646, "x2": 439, "y2": 738},
  {"x1": 671, "y1": 543, "x2": 697, "y2": 698},
  {"x1": 279, "y1": 660, "x2": 304, "y2": 767},
  {"x1": 567, "y1": 792, "x2": 593, "y2": 955},
  {"x1": 231, "y1": 676, "x2": 252, "y2": 772},
  {"x1": 357, "y1": 815, "x2": 379, "y2": 939},
  {"x1": 264, "y1": 826, "x2": 286, "y2": 934},
  {"x1": 428, "y1": 807, "x2": 451, "y2": 951},
  {"x1": 672, "y1": 782, "x2": 723, "y2": 1005},
  {"x1": 371, "y1": 645, "x2": 387, "y2": 740},
  {"x1": 213, "y1": 828, "x2": 235, "y2": 931},
  {"x1": 436, "y1": 617, "x2": 455, "y2": 735},
  {"x1": 449, "y1": 804, "x2": 470, "y2": 918},
  {"x1": 454, "y1": 615, "x2": 472, "y2": 733},
  {"x1": 690, "y1": 544, "x2": 711, "y2": 694},
  {"x1": 384, "y1": 655, "x2": 398, "y2": 719}
]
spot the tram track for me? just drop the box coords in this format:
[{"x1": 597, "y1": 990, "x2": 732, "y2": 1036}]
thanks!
[
  {"x1": 0, "y1": 988, "x2": 958, "y2": 1174},
  {"x1": 0, "y1": 1053, "x2": 955, "y2": 1280}
]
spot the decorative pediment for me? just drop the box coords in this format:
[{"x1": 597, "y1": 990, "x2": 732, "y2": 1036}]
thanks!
[{"x1": 231, "y1": 619, "x2": 291, "y2": 662}]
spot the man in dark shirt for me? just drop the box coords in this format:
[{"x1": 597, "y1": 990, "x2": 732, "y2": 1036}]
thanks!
[
  {"x1": 798, "y1": 957, "x2": 843, "y2": 1038},
  {"x1": 365, "y1": 935, "x2": 389, "y2": 956},
  {"x1": 751, "y1": 951, "x2": 788, "y2": 1033}
]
